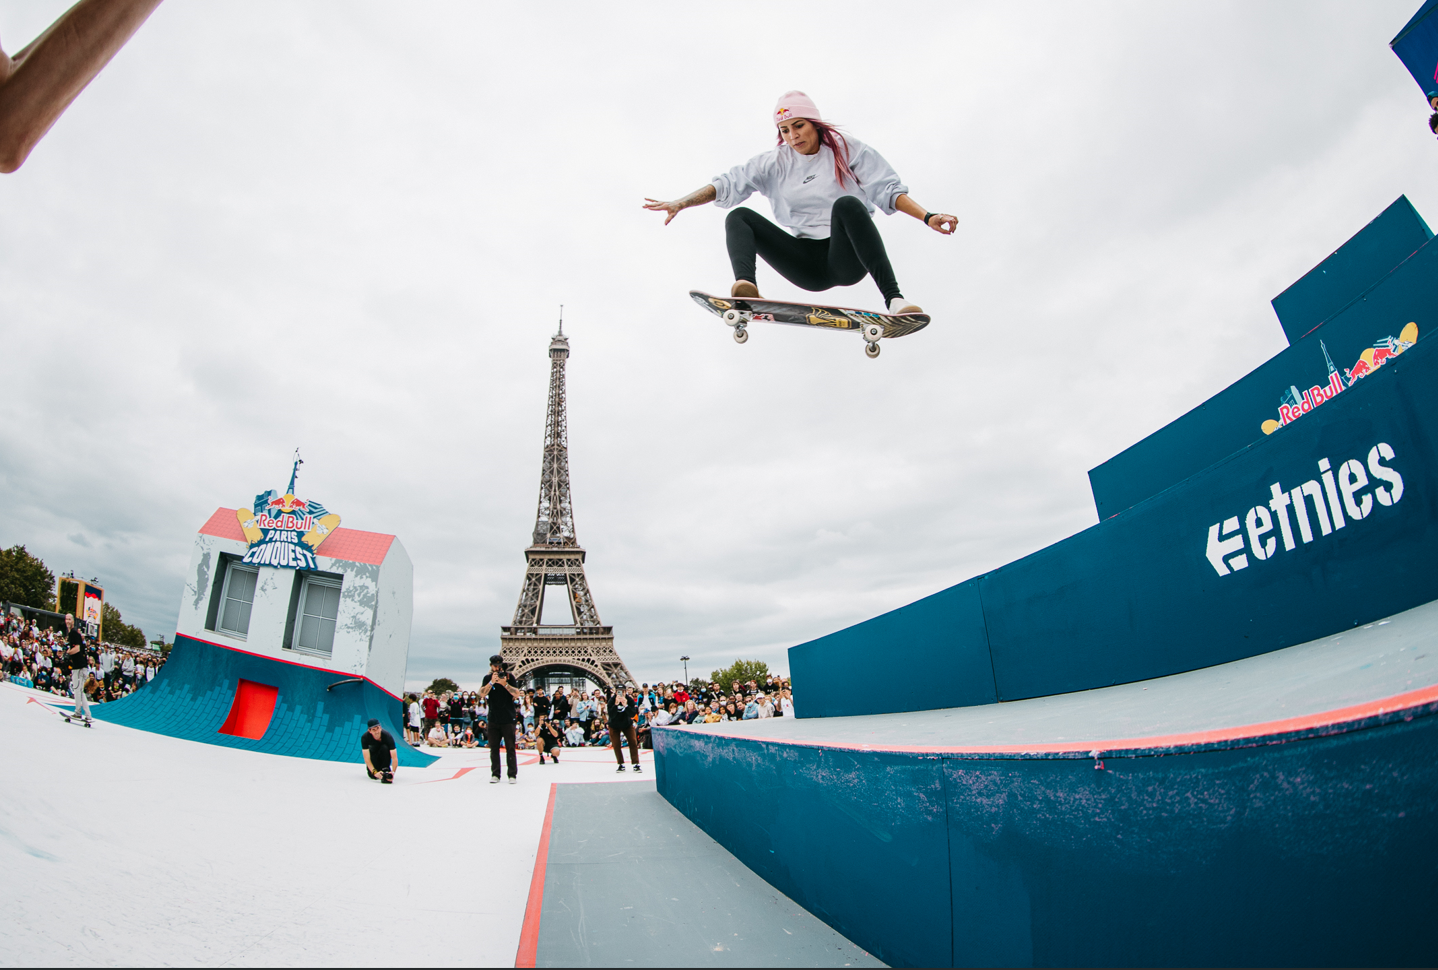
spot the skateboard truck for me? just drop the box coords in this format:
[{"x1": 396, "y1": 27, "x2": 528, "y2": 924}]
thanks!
[
  {"x1": 721, "y1": 307, "x2": 752, "y2": 344},
  {"x1": 861, "y1": 321, "x2": 883, "y2": 358}
]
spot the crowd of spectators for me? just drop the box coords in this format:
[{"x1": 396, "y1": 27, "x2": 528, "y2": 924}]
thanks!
[
  {"x1": 1, "y1": 612, "x2": 164, "y2": 703},
  {"x1": 402, "y1": 674, "x2": 794, "y2": 751}
]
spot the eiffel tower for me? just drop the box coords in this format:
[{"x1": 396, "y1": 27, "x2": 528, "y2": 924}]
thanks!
[{"x1": 500, "y1": 316, "x2": 636, "y2": 690}]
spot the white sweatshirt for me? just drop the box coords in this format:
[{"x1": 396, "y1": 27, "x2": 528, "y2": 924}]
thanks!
[{"x1": 711, "y1": 136, "x2": 909, "y2": 239}]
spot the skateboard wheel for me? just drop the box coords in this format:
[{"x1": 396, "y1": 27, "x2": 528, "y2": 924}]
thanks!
[
  {"x1": 733, "y1": 327, "x2": 749, "y2": 344},
  {"x1": 864, "y1": 341, "x2": 880, "y2": 359},
  {"x1": 862, "y1": 322, "x2": 884, "y2": 342},
  {"x1": 722, "y1": 308, "x2": 750, "y2": 327}
]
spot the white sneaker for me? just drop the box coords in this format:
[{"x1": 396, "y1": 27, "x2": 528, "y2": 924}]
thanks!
[
  {"x1": 887, "y1": 297, "x2": 922, "y2": 315},
  {"x1": 490, "y1": 775, "x2": 500, "y2": 784},
  {"x1": 507, "y1": 776, "x2": 517, "y2": 785}
]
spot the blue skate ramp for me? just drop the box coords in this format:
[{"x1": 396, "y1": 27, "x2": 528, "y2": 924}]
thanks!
[
  {"x1": 657, "y1": 601, "x2": 1438, "y2": 967},
  {"x1": 92, "y1": 634, "x2": 435, "y2": 766}
]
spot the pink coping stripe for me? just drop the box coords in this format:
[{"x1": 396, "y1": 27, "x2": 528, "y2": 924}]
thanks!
[
  {"x1": 197, "y1": 508, "x2": 395, "y2": 565},
  {"x1": 182, "y1": 634, "x2": 405, "y2": 703},
  {"x1": 515, "y1": 783, "x2": 558, "y2": 968},
  {"x1": 418, "y1": 767, "x2": 478, "y2": 785},
  {"x1": 699, "y1": 682, "x2": 1438, "y2": 757}
]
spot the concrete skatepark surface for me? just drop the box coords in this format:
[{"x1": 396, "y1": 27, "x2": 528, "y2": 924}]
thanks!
[
  {"x1": 0, "y1": 684, "x2": 876, "y2": 967},
  {"x1": 535, "y1": 780, "x2": 883, "y2": 968}
]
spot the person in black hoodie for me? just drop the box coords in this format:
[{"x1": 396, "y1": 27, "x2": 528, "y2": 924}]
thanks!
[{"x1": 605, "y1": 683, "x2": 641, "y2": 773}]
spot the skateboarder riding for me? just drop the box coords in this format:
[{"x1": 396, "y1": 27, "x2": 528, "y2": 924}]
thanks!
[{"x1": 644, "y1": 90, "x2": 956, "y2": 315}]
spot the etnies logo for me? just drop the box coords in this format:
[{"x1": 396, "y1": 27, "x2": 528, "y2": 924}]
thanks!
[{"x1": 1205, "y1": 442, "x2": 1405, "y2": 577}]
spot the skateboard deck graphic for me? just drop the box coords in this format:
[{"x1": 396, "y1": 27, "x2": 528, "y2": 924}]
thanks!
[{"x1": 689, "y1": 291, "x2": 929, "y2": 358}]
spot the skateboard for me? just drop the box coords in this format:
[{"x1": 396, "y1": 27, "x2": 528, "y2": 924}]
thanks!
[
  {"x1": 26, "y1": 695, "x2": 91, "y2": 726},
  {"x1": 689, "y1": 291, "x2": 929, "y2": 359}
]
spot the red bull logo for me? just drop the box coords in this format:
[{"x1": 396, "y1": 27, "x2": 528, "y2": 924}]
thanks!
[
  {"x1": 1261, "y1": 323, "x2": 1418, "y2": 435},
  {"x1": 235, "y1": 487, "x2": 341, "y2": 571}
]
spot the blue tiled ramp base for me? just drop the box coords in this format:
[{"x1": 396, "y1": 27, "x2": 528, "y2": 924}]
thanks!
[{"x1": 93, "y1": 635, "x2": 435, "y2": 767}]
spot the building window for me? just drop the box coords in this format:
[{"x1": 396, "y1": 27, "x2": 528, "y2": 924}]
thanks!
[
  {"x1": 292, "y1": 575, "x2": 341, "y2": 657},
  {"x1": 218, "y1": 563, "x2": 259, "y2": 638}
]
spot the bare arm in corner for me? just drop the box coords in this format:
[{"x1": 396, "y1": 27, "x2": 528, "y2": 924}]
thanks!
[{"x1": 0, "y1": 0, "x2": 164, "y2": 173}]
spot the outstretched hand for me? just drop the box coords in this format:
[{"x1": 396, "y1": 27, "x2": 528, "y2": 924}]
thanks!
[
  {"x1": 643, "y1": 198, "x2": 684, "y2": 225},
  {"x1": 926, "y1": 213, "x2": 958, "y2": 235}
]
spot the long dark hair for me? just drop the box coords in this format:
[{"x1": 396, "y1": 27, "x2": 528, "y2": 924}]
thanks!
[{"x1": 776, "y1": 118, "x2": 860, "y2": 188}]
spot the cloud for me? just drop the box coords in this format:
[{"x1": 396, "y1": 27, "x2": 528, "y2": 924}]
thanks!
[{"x1": 0, "y1": 0, "x2": 1432, "y2": 688}]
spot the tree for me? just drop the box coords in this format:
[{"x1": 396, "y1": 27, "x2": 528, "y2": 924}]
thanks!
[
  {"x1": 0, "y1": 545, "x2": 55, "y2": 608},
  {"x1": 427, "y1": 677, "x2": 459, "y2": 695},
  {"x1": 709, "y1": 659, "x2": 770, "y2": 689},
  {"x1": 101, "y1": 601, "x2": 146, "y2": 648}
]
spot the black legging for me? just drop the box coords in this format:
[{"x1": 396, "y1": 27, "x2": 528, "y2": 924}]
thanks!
[{"x1": 725, "y1": 196, "x2": 903, "y2": 303}]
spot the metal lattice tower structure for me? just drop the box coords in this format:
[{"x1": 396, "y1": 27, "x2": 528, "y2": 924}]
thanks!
[{"x1": 500, "y1": 316, "x2": 636, "y2": 689}]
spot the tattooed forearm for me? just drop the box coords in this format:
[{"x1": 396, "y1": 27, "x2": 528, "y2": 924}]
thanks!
[{"x1": 676, "y1": 184, "x2": 717, "y2": 209}]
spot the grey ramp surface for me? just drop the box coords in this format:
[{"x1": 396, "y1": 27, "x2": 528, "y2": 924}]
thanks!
[
  {"x1": 673, "y1": 597, "x2": 1438, "y2": 751},
  {"x1": 537, "y1": 780, "x2": 885, "y2": 968}
]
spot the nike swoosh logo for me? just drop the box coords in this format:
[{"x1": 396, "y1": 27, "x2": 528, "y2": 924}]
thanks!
[{"x1": 802, "y1": 174, "x2": 816, "y2": 184}]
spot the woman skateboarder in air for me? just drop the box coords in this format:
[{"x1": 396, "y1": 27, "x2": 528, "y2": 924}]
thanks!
[{"x1": 644, "y1": 90, "x2": 957, "y2": 315}]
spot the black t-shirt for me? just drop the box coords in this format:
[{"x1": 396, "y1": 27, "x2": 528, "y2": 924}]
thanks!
[
  {"x1": 533, "y1": 694, "x2": 551, "y2": 717},
  {"x1": 551, "y1": 694, "x2": 570, "y2": 719},
  {"x1": 361, "y1": 728, "x2": 396, "y2": 767},
  {"x1": 606, "y1": 690, "x2": 636, "y2": 727},
  {"x1": 483, "y1": 674, "x2": 518, "y2": 722},
  {"x1": 64, "y1": 628, "x2": 85, "y2": 670}
]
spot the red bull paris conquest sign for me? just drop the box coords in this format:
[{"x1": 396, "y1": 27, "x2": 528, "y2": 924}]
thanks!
[{"x1": 235, "y1": 489, "x2": 341, "y2": 570}]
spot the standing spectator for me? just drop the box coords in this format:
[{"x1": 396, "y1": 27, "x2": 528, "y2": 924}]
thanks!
[
  {"x1": 551, "y1": 687, "x2": 570, "y2": 725},
  {"x1": 404, "y1": 694, "x2": 422, "y2": 744},
  {"x1": 533, "y1": 688, "x2": 550, "y2": 723},
  {"x1": 99, "y1": 645, "x2": 115, "y2": 690},
  {"x1": 780, "y1": 689, "x2": 795, "y2": 717},
  {"x1": 421, "y1": 691, "x2": 440, "y2": 741},
  {"x1": 446, "y1": 692, "x2": 464, "y2": 738},
  {"x1": 121, "y1": 651, "x2": 136, "y2": 689},
  {"x1": 61, "y1": 614, "x2": 93, "y2": 726},
  {"x1": 605, "y1": 684, "x2": 642, "y2": 773},
  {"x1": 743, "y1": 695, "x2": 760, "y2": 719},
  {"x1": 479, "y1": 655, "x2": 522, "y2": 784},
  {"x1": 757, "y1": 693, "x2": 774, "y2": 718},
  {"x1": 575, "y1": 690, "x2": 595, "y2": 742},
  {"x1": 520, "y1": 695, "x2": 535, "y2": 731},
  {"x1": 437, "y1": 691, "x2": 453, "y2": 737}
]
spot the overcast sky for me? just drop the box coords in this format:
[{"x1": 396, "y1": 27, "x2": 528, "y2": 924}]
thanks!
[{"x1": 1, "y1": 1, "x2": 1434, "y2": 690}]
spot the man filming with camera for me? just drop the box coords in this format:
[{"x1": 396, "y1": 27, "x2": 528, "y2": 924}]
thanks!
[{"x1": 479, "y1": 654, "x2": 523, "y2": 785}]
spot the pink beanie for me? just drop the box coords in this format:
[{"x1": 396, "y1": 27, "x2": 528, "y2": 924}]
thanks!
[{"x1": 773, "y1": 90, "x2": 821, "y2": 126}]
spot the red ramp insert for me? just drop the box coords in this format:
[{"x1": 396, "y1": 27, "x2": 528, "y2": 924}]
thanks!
[{"x1": 218, "y1": 679, "x2": 278, "y2": 739}]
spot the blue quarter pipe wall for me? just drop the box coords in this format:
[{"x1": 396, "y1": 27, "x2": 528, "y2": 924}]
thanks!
[
  {"x1": 93, "y1": 634, "x2": 435, "y2": 766},
  {"x1": 792, "y1": 239, "x2": 1438, "y2": 719},
  {"x1": 655, "y1": 705, "x2": 1438, "y2": 968},
  {"x1": 1088, "y1": 195, "x2": 1432, "y2": 519}
]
